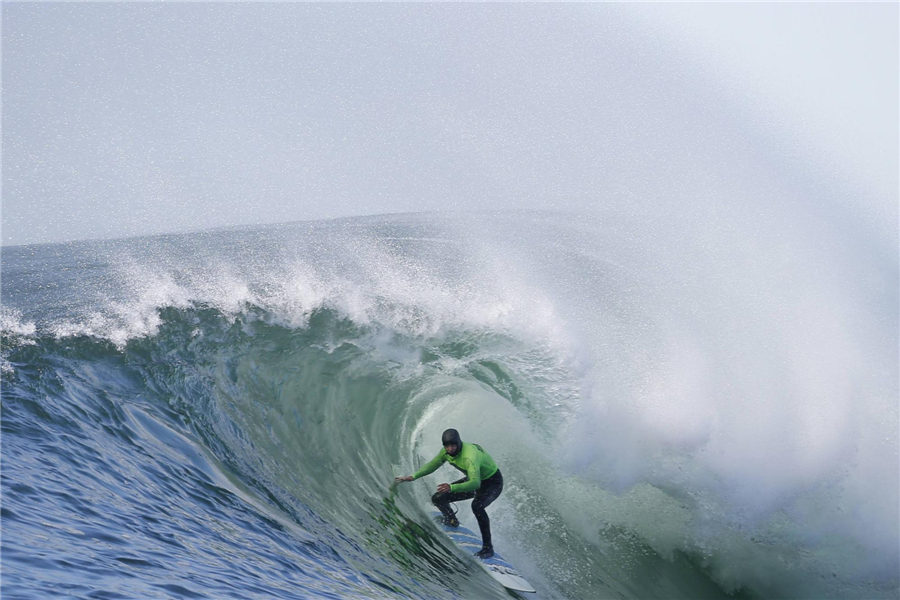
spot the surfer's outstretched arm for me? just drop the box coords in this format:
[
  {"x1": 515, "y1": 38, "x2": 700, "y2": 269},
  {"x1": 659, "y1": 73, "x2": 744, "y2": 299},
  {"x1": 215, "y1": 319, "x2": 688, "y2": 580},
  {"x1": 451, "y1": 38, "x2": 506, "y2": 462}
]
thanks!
[{"x1": 395, "y1": 449, "x2": 447, "y2": 484}]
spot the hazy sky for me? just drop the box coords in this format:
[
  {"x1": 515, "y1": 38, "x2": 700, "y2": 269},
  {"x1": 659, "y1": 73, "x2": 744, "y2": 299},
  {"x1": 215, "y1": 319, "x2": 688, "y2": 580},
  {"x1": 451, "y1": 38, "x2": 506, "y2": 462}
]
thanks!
[{"x1": 2, "y1": 2, "x2": 897, "y2": 247}]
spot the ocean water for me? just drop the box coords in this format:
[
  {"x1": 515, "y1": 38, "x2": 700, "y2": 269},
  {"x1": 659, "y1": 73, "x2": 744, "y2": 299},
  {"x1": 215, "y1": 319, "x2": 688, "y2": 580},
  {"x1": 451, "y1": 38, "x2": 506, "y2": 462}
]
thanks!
[{"x1": 2, "y1": 211, "x2": 897, "y2": 599}]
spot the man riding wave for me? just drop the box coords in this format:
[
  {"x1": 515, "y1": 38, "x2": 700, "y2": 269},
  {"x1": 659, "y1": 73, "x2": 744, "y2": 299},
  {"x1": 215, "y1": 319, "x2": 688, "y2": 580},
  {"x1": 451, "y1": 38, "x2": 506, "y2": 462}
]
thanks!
[{"x1": 395, "y1": 428, "x2": 503, "y2": 559}]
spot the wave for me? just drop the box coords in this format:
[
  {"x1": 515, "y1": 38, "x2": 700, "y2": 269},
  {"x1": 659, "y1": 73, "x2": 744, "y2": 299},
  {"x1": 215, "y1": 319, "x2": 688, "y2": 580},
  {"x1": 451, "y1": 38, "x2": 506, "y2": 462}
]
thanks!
[{"x1": 2, "y1": 211, "x2": 897, "y2": 598}]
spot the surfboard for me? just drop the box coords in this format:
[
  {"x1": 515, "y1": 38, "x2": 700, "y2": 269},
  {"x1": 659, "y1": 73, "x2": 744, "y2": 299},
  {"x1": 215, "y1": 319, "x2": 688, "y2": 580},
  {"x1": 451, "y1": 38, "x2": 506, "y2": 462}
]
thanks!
[{"x1": 431, "y1": 511, "x2": 536, "y2": 594}]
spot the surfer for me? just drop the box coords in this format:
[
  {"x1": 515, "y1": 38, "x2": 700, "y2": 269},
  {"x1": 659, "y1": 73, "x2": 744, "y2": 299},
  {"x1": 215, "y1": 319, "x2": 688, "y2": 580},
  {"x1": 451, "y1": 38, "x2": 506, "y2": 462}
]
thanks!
[{"x1": 395, "y1": 428, "x2": 502, "y2": 559}]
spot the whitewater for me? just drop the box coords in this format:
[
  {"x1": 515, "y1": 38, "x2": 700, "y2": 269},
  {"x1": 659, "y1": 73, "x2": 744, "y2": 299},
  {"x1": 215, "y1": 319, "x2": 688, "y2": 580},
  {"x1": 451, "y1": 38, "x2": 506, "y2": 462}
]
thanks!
[{"x1": 2, "y1": 209, "x2": 897, "y2": 599}]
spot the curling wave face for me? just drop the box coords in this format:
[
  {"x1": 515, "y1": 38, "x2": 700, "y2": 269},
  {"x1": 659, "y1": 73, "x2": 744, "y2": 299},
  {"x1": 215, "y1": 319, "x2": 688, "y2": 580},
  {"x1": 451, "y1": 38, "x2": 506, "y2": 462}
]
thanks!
[{"x1": 2, "y1": 211, "x2": 897, "y2": 599}]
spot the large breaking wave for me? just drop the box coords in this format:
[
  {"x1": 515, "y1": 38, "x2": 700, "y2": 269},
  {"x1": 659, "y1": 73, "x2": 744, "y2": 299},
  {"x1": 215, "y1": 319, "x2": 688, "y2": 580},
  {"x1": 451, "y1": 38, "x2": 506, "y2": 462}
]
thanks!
[{"x1": 2, "y1": 210, "x2": 897, "y2": 599}]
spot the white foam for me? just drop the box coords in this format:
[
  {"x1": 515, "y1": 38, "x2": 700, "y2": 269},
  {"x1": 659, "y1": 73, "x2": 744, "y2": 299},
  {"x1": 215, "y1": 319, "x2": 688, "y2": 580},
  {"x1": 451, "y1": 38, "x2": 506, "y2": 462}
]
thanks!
[{"x1": 0, "y1": 308, "x2": 36, "y2": 338}]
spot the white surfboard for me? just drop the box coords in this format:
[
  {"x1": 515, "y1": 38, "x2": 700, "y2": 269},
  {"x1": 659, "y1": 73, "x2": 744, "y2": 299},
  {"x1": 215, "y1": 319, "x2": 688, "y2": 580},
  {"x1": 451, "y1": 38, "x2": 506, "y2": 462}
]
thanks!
[{"x1": 431, "y1": 512, "x2": 536, "y2": 594}]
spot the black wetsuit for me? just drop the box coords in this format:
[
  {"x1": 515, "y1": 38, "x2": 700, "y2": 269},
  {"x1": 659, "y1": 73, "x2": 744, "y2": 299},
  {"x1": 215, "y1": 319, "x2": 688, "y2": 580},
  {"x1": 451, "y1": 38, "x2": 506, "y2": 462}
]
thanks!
[{"x1": 432, "y1": 470, "x2": 503, "y2": 549}]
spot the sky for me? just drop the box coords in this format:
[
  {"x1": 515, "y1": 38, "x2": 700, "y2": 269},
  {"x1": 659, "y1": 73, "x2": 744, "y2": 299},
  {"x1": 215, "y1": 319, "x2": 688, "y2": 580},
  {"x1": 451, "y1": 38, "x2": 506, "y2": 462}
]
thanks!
[{"x1": 2, "y1": 2, "x2": 897, "y2": 247}]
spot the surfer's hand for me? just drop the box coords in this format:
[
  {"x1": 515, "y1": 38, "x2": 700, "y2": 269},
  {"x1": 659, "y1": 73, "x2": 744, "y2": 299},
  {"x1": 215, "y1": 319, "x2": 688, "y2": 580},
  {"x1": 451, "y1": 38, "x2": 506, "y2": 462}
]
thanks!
[
  {"x1": 437, "y1": 483, "x2": 451, "y2": 494},
  {"x1": 394, "y1": 476, "x2": 414, "y2": 483}
]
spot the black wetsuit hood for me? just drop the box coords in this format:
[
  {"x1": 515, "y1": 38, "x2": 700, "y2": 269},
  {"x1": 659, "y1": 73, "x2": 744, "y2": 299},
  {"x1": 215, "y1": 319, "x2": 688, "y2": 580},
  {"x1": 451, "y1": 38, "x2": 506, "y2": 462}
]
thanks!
[{"x1": 441, "y1": 428, "x2": 462, "y2": 456}]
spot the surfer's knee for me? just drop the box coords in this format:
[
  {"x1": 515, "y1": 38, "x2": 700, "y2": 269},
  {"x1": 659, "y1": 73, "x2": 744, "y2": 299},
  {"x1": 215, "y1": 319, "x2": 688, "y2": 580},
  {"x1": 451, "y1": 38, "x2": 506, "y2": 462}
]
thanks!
[{"x1": 431, "y1": 492, "x2": 444, "y2": 505}]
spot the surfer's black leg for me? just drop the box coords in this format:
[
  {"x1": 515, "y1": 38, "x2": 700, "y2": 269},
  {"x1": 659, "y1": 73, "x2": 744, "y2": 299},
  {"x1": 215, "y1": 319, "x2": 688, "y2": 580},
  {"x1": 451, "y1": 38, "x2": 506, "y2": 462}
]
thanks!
[
  {"x1": 432, "y1": 484, "x2": 475, "y2": 522},
  {"x1": 471, "y1": 470, "x2": 503, "y2": 550}
]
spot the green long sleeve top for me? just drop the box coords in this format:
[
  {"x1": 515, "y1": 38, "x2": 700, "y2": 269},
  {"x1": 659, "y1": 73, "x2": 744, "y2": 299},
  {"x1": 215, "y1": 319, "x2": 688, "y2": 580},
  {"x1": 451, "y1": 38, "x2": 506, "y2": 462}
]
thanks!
[{"x1": 412, "y1": 442, "x2": 499, "y2": 493}]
